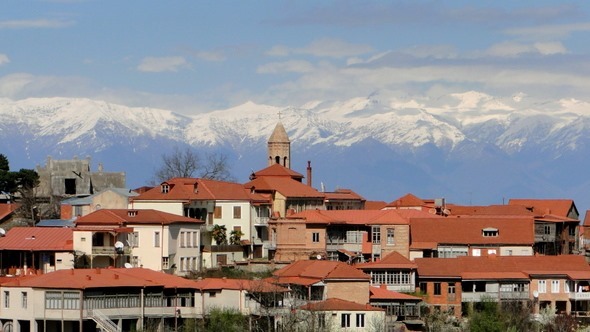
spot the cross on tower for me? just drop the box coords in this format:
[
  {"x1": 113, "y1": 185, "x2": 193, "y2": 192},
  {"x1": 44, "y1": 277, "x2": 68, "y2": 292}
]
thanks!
[{"x1": 278, "y1": 110, "x2": 282, "y2": 120}]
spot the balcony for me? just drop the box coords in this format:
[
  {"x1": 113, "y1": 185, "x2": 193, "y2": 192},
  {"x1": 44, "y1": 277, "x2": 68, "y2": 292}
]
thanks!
[
  {"x1": 91, "y1": 246, "x2": 131, "y2": 255},
  {"x1": 569, "y1": 292, "x2": 590, "y2": 300},
  {"x1": 254, "y1": 217, "x2": 270, "y2": 226}
]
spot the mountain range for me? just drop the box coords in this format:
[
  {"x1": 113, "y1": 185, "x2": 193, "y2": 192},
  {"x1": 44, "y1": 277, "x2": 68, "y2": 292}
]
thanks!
[{"x1": 1, "y1": 93, "x2": 590, "y2": 213}]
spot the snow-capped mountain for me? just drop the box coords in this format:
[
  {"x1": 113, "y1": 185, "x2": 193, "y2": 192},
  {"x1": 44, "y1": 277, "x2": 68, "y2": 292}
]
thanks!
[{"x1": 2, "y1": 93, "x2": 590, "y2": 210}]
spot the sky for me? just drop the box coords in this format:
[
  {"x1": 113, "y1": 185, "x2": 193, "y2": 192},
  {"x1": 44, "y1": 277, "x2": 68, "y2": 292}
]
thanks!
[{"x1": 1, "y1": 1, "x2": 590, "y2": 115}]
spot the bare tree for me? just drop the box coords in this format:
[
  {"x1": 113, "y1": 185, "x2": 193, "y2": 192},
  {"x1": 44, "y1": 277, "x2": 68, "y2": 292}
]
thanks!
[{"x1": 154, "y1": 146, "x2": 234, "y2": 183}]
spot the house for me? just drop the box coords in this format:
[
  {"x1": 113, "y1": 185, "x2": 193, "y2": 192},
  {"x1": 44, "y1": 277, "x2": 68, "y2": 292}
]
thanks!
[
  {"x1": 369, "y1": 285, "x2": 423, "y2": 330},
  {"x1": 0, "y1": 227, "x2": 74, "y2": 275},
  {"x1": 415, "y1": 255, "x2": 590, "y2": 318},
  {"x1": 74, "y1": 209, "x2": 204, "y2": 275},
  {"x1": 130, "y1": 177, "x2": 264, "y2": 264},
  {"x1": 448, "y1": 202, "x2": 580, "y2": 255},
  {"x1": 409, "y1": 217, "x2": 535, "y2": 260},
  {"x1": 355, "y1": 251, "x2": 418, "y2": 293},
  {"x1": 383, "y1": 193, "x2": 432, "y2": 211},
  {"x1": 60, "y1": 187, "x2": 138, "y2": 219},
  {"x1": 269, "y1": 260, "x2": 371, "y2": 305},
  {"x1": 0, "y1": 203, "x2": 19, "y2": 224},
  {"x1": 324, "y1": 188, "x2": 366, "y2": 210},
  {"x1": 0, "y1": 267, "x2": 199, "y2": 331},
  {"x1": 296, "y1": 298, "x2": 385, "y2": 331},
  {"x1": 269, "y1": 209, "x2": 433, "y2": 262}
]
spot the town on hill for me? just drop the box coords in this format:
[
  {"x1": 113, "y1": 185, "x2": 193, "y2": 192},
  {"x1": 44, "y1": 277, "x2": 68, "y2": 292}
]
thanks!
[{"x1": 0, "y1": 120, "x2": 589, "y2": 332}]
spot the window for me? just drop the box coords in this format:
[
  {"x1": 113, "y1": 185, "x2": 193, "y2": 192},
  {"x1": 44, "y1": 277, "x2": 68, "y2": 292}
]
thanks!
[
  {"x1": 154, "y1": 231, "x2": 160, "y2": 247},
  {"x1": 420, "y1": 282, "x2": 427, "y2": 294},
  {"x1": 214, "y1": 206, "x2": 222, "y2": 219},
  {"x1": 372, "y1": 226, "x2": 381, "y2": 244},
  {"x1": 387, "y1": 228, "x2": 395, "y2": 245},
  {"x1": 544, "y1": 225, "x2": 551, "y2": 235},
  {"x1": 551, "y1": 280, "x2": 560, "y2": 293},
  {"x1": 233, "y1": 206, "x2": 241, "y2": 219},
  {"x1": 448, "y1": 283, "x2": 456, "y2": 294},
  {"x1": 538, "y1": 280, "x2": 547, "y2": 293},
  {"x1": 161, "y1": 184, "x2": 169, "y2": 193},
  {"x1": 193, "y1": 231, "x2": 198, "y2": 247},
  {"x1": 162, "y1": 257, "x2": 169, "y2": 269},
  {"x1": 3, "y1": 291, "x2": 8, "y2": 308},
  {"x1": 434, "y1": 283, "x2": 441, "y2": 295},
  {"x1": 356, "y1": 313, "x2": 365, "y2": 327},
  {"x1": 65, "y1": 178, "x2": 76, "y2": 195},
  {"x1": 130, "y1": 232, "x2": 139, "y2": 248},
  {"x1": 21, "y1": 292, "x2": 27, "y2": 309},
  {"x1": 482, "y1": 228, "x2": 499, "y2": 237},
  {"x1": 341, "y1": 313, "x2": 351, "y2": 328},
  {"x1": 312, "y1": 232, "x2": 320, "y2": 243},
  {"x1": 132, "y1": 256, "x2": 139, "y2": 267},
  {"x1": 180, "y1": 231, "x2": 185, "y2": 248},
  {"x1": 318, "y1": 314, "x2": 326, "y2": 328},
  {"x1": 45, "y1": 291, "x2": 61, "y2": 309}
]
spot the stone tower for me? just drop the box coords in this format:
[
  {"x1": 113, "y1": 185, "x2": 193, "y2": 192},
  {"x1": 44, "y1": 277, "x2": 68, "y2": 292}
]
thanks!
[{"x1": 268, "y1": 121, "x2": 291, "y2": 168}]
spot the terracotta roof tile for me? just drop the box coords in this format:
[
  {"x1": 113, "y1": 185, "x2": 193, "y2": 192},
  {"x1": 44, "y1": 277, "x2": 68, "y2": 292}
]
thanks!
[
  {"x1": 1, "y1": 267, "x2": 197, "y2": 289},
  {"x1": 0, "y1": 227, "x2": 73, "y2": 251},
  {"x1": 273, "y1": 260, "x2": 370, "y2": 284},
  {"x1": 245, "y1": 177, "x2": 323, "y2": 199},
  {"x1": 508, "y1": 199, "x2": 577, "y2": 218},
  {"x1": 386, "y1": 193, "x2": 426, "y2": 208},
  {"x1": 288, "y1": 209, "x2": 435, "y2": 226},
  {"x1": 132, "y1": 177, "x2": 252, "y2": 201},
  {"x1": 250, "y1": 163, "x2": 303, "y2": 179},
  {"x1": 75, "y1": 209, "x2": 204, "y2": 226},
  {"x1": 364, "y1": 201, "x2": 388, "y2": 210},
  {"x1": 410, "y1": 217, "x2": 534, "y2": 246},
  {"x1": 192, "y1": 278, "x2": 289, "y2": 293},
  {"x1": 0, "y1": 203, "x2": 19, "y2": 220},
  {"x1": 416, "y1": 255, "x2": 590, "y2": 279},
  {"x1": 299, "y1": 298, "x2": 384, "y2": 311},
  {"x1": 356, "y1": 252, "x2": 417, "y2": 270},
  {"x1": 323, "y1": 189, "x2": 366, "y2": 201}
]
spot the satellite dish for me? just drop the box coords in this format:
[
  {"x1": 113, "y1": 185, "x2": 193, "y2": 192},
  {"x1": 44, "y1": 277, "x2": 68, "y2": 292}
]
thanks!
[
  {"x1": 114, "y1": 241, "x2": 124, "y2": 249},
  {"x1": 533, "y1": 290, "x2": 539, "y2": 298},
  {"x1": 316, "y1": 254, "x2": 322, "y2": 260},
  {"x1": 428, "y1": 208, "x2": 437, "y2": 214},
  {"x1": 443, "y1": 209, "x2": 451, "y2": 216},
  {"x1": 124, "y1": 263, "x2": 132, "y2": 268},
  {"x1": 0, "y1": 228, "x2": 6, "y2": 237}
]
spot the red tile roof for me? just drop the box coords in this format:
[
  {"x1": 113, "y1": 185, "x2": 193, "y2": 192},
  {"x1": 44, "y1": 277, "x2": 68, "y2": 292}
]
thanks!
[
  {"x1": 386, "y1": 193, "x2": 426, "y2": 208},
  {"x1": 410, "y1": 217, "x2": 534, "y2": 246},
  {"x1": 0, "y1": 203, "x2": 19, "y2": 220},
  {"x1": 250, "y1": 163, "x2": 303, "y2": 179},
  {"x1": 356, "y1": 252, "x2": 417, "y2": 270},
  {"x1": 245, "y1": 176, "x2": 324, "y2": 199},
  {"x1": 508, "y1": 199, "x2": 577, "y2": 218},
  {"x1": 75, "y1": 209, "x2": 204, "y2": 226},
  {"x1": 132, "y1": 177, "x2": 252, "y2": 201},
  {"x1": 272, "y1": 260, "x2": 370, "y2": 285},
  {"x1": 416, "y1": 255, "x2": 590, "y2": 280},
  {"x1": 299, "y1": 298, "x2": 384, "y2": 311},
  {"x1": 369, "y1": 286, "x2": 422, "y2": 301},
  {"x1": 364, "y1": 201, "x2": 388, "y2": 210},
  {"x1": 1, "y1": 267, "x2": 197, "y2": 289},
  {"x1": 192, "y1": 278, "x2": 289, "y2": 293},
  {"x1": 323, "y1": 189, "x2": 366, "y2": 202},
  {"x1": 0, "y1": 227, "x2": 73, "y2": 251},
  {"x1": 288, "y1": 209, "x2": 434, "y2": 226}
]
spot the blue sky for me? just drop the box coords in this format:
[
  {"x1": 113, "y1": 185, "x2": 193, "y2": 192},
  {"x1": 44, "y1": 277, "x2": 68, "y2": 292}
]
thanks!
[{"x1": 1, "y1": 1, "x2": 590, "y2": 114}]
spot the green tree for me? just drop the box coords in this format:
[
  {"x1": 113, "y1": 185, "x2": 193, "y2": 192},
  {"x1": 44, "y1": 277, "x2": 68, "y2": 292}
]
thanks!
[
  {"x1": 205, "y1": 307, "x2": 247, "y2": 332},
  {"x1": 229, "y1": 229, "x2": 244, "y2": 245},
  {"x1": 212, "y1": 224, "x2": 227, "y2": 245}
]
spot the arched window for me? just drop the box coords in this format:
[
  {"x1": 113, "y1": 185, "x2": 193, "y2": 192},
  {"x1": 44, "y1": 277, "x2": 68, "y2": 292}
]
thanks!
[{"x1": 275, "y1": 156, "x2": 281, "y2": 164}]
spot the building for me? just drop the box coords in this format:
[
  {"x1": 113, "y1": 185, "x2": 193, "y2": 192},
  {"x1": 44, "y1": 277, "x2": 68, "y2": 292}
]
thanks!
[
  {"x1": 74, "y1": 209, "x2": 204, "y2": 275},
  {"x1": 415, "y1": 255, "x2": 590, "y2": 318},
  {"x1": 36, "y1": 156, "x2": 125, "y2": 199},
  {"x1": 409, "y1": 216, "x2": 535, "y2": 260},
  {"x1": 297, "y1": 298, "x2": 385, "y2": 332},
  {"x1": 0, "y1": 267, "x2": 199, "y2": 331},
  {"x1": 60, "y1": 188, "x2": 138, "y2": 219}
]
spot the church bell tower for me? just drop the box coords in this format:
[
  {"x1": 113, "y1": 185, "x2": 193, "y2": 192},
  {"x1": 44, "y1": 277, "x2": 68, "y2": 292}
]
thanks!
[{"x1": 268, "y1": 121, "x2": 291, "y2": 168}]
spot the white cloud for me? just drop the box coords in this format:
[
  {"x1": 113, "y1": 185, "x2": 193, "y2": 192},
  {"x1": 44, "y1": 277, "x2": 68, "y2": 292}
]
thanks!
[
  {"x1": 266, "y1": 38, "x2": 373, "y2": 58},
  {"x1": 195, "y1": 51, "x2": 226, "y2": 62},
  {"x1": 485, "y1": 41, "x2": 567, "y2": 57},
  {"x1": 137, "y1": 56, "x2": 190, "y2": 73},
  {"x1": 0, "y1": 54, "x2": 9, "y2": 66},
  {"x1": 257, "y1": 60, "x2": 314, "y2": 74},
  {"x1": 0, "y1": 19, "x2": 74, "y2": 29}
]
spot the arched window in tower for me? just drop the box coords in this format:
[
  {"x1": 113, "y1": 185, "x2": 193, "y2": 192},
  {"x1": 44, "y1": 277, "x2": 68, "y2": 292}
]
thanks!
[
  {"x1": 275, "y1": 156, "x2": 281, "y2": 164},
  {"x1": 283, "y1": 156, "x2": 288, "y2": 166}
]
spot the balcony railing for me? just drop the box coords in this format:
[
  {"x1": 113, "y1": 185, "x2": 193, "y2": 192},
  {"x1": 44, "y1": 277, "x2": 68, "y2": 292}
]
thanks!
[
  {"x1": 254, "y1": 217, "x2": 270, "y2": 225},
  {"x1": 91, "y1": 246, "x2": 131, "y2": 255},
  {"x1": 569, "y1": 292, "x2": 590, "y2": 300}
]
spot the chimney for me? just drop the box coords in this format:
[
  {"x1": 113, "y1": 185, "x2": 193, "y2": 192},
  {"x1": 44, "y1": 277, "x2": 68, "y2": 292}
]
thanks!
[{"x1": 307, "y1": 161, "x2": 312, "y2": 187}]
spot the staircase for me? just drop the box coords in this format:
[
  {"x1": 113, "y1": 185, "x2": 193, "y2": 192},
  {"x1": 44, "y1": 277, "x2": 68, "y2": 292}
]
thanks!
[{"x1": 87, "y1": 309, "x2": 119, "y2": 332}]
